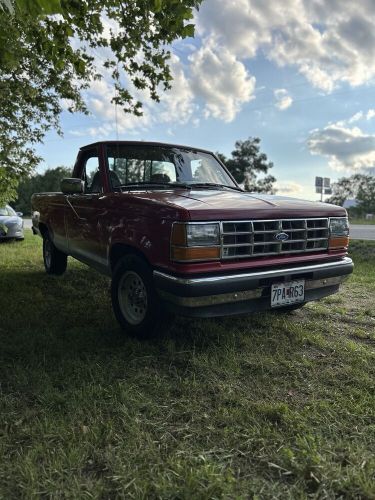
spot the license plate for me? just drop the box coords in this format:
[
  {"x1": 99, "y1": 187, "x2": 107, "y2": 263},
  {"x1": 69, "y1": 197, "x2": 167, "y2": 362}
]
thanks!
[{"x1": 271, "y1": 280, "x2": 305, "y2": 308}]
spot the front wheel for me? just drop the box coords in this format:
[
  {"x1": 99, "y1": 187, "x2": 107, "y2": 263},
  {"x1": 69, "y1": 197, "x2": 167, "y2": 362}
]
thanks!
[
  {"x1": 43, "y1": 232, "x2": 67, "y2": 275},
  {"x1": 111, "y1": 255, "x2": 163, "y2": 339}
]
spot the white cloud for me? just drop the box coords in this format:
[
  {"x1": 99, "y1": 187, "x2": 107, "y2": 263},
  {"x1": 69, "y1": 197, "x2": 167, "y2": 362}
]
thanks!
[
  {"x1": 196, "y1": 0, "x2": 375, "y2": 92},
  {"x1": 188, "y1": 42, "x2": 256, "y2": 122},
  {"x1": 348, "y1": 111, "x2": 364, "y2": 124},
  {"x1": 69, "y1": 1, "x2": 375, "y2": 136},
  {"x1": 332, "y1": 108, "x2": 375, "y2": 128},
  {"x1": 157, "y1": 54, "x2": 195, "y2": 125},
  {"x1": 276, "y1": 181, "x2": 304, "y2": 196},
  {"x1": 85, "y1": 78, "x2": 152, "y2": 136},
  {"x1": 308, "y1": 120, "x2": 375, "y2": 172},
  {"x1": 274, "y1": 89, "x2": 293, "y2": 110},
  {"x1": 78, "y1": 41, "x2": 256, "y2": 135},
  {"x1": 71, "y1": 55, "x2": 194, "y2": 137}
]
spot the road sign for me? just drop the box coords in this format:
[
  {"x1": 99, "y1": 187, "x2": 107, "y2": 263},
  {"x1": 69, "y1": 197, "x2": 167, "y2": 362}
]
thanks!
[{"x1": 315, "y1": 177, "x2": 331, "y2": 201}]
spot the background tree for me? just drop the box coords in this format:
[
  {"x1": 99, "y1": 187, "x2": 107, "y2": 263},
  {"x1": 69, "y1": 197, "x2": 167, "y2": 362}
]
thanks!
[
  {"x1": 218, "y1": 137, "x2": 276, "y2": 193},
  {"x1": 0, "y1": 0, "x2": 201, "y2": 205},
  {"x1": 14, "y1": 166, "x2": 71, "y2": 214},
  {"x1": 355, "y1": 175, "x2": 375, "y2": 215},
  {"x1": 327, "y1": 174, "x2": 375, "y2": 215}
]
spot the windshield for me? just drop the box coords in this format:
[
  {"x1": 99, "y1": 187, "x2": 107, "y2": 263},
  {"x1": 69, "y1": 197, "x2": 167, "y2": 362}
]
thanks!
[
  {"x1": 106, "y1": 145, "x2": 237, "y2": 189},
  {"x1": 0, "y1": 205, "x2": 16, "y2": 216}
]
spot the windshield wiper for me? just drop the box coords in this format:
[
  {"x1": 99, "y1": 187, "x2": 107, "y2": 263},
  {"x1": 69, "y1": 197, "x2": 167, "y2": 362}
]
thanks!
[
  {"x1": 118, "y1": 182, "x2": 242, "y2": 192},
  {"x1": 188, "y1": 183, "x2": 243, "y2": 192}
]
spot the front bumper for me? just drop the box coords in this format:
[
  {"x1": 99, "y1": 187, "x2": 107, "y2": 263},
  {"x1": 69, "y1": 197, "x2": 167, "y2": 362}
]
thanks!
[
  {"x1": 0, "y1": 225, "x2": 24, "y2": 240},
  {"x1": 154, "y1": 257, "x2": 354, "y2": 317}
]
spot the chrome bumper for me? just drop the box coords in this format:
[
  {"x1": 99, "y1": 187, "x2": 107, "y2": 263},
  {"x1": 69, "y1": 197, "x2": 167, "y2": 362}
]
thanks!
[{"x1": 153, "y1": 257, "x2": 353, "y2": 315}]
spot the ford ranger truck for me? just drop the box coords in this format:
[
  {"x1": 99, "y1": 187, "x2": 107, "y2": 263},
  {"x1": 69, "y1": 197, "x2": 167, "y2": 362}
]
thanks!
[{"x1": 31, "y1": 141, "x2": 353, "y2": 338}]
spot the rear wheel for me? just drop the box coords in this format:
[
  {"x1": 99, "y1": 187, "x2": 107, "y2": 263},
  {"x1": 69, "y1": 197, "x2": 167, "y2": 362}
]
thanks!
[
  {"x1": 43, "y1": 232, "x2": 67, "y2": 275},
  {"x1": 111, "y1": 255, "x2": 163, "y2": 339}
]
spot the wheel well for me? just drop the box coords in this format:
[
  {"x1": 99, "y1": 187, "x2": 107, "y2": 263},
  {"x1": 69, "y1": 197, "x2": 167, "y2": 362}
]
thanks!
[
  {"x1": 39, "y1": 222, "x2": 49, "y2": 238},
  {"x1": 110, "y1": 244, "x2": 149, "y2": 273}
]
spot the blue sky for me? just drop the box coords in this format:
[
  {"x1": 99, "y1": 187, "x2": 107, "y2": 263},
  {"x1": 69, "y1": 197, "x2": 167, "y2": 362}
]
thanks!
[{"x1": 36, "y1": 0, "x2": 375, "y2": 200}]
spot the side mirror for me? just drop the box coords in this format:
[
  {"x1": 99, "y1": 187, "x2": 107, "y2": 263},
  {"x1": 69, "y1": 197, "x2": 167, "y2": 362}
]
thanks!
[
  {"x1": 61, "y1": 178, "x2": 84, "y2": 195},
  {"x1": 16, "y1": 212, "x2": 23, "y2": 217}
]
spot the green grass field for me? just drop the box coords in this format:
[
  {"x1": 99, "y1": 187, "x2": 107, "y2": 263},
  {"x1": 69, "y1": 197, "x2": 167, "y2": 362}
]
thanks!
[
  {"x1": 1, "y1": 233, "x2": 374, "y2": 499},
  {"x1": 349, "y1": 218, "x2": 375, "y2": 225}
]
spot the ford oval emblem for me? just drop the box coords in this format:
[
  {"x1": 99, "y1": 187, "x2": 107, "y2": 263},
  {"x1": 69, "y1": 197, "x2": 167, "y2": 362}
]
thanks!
[{"x1": 275, "y1": 232, "x2": 289, "y2": 241}]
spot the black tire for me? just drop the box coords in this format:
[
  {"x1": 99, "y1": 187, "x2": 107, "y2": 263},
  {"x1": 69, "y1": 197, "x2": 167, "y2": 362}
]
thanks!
[
  {"x1": 43, "y1": 231, "x2": 67, "y2": 275},
  {"x1": 111, "y1": 254, "x2": 163, "y2": 339}
]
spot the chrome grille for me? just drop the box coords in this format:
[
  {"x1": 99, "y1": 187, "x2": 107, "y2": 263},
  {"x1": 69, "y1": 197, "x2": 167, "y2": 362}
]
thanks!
[{"x1": 221, "y1": 218, "x2": 329, "y2": 259}]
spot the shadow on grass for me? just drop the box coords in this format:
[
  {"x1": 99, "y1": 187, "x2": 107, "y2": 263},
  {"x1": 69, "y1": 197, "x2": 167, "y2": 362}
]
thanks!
[{"x1": 0, "y1": 265, "x2": 306, "y2": 391}]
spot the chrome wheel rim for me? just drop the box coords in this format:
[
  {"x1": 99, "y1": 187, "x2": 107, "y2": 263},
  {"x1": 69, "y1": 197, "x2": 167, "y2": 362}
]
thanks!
[
  {"x1": 118, "y1": 271, "x2": 148, "y2": 325},
  {"x1": 44, "y1": 239, "x2": 52, "y2": 268}
]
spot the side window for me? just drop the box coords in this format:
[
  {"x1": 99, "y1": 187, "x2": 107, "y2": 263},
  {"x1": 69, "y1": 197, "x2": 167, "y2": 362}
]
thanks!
[
  {"x1": 108, "y1": 157, "x2": 149, "y2": 185},
  {"x1": 84, "y1": 156, "x2": 101, "y2": 193},
  {"x1": 107, "y1": 155, "x2": 177, "y2": 185}
]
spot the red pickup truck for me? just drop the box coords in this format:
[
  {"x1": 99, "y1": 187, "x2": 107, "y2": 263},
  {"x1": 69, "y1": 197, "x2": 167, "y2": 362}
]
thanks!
[{"x1": 32, "y1": 141, "x2": 353, "y2": 338}]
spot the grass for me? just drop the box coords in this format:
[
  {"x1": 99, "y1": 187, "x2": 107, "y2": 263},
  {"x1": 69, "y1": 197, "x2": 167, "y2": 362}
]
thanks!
[
  {"x1": 349, "y1": 218, "x2": 375, "y2": 225},
  {"x1": 0, "y1": 233, "x2": 374, "y2": 499}
]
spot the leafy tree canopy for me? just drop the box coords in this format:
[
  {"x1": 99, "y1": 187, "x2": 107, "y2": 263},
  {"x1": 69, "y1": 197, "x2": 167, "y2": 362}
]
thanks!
[
  {"x1": 218, "y1": 137, "x2": 276, "y2": 193},
  {"x1": 327, "y1": 174, "x2": 375, "y2": 215},
  {"x1": 0, "y1": 0, "x2": 201, "y2": 205},
  {"x1": 14, "y1": 166, "x2": 71, "y2": 214}
]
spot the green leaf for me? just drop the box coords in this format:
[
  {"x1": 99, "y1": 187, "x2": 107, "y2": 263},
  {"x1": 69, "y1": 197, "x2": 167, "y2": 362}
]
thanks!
[
  {"x1": 15, "y1": 0, "x2": 62, "y2": 16},
  {"x1": 181, "y1": 23, "x2": 195, "y2": 38},
  {"x1": 153, "y1": 0, "x2": 163, "y2": 12},
  {"x1": 38, "y1": 0, "x2": 62, "y2": 14},
  {"x1": 0, "y1": 0, "x2": 202, "y2": 195}
]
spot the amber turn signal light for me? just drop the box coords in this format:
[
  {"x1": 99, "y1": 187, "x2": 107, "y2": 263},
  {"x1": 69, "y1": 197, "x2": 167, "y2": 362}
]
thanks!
[
  {"x1": 171, "y1": 246, "x2": 220, "y2": 261},
  {"x1": 171, "y1": 224, "x2": 187, "y2": 246},
  {"x1": 329, "y1": 236, "x2": 349, "y2": 249}
]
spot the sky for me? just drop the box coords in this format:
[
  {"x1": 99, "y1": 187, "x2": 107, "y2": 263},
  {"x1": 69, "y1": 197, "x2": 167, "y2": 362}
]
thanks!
[{"x1": 36, "y1": 0, "x2": 375, "y2": 200}]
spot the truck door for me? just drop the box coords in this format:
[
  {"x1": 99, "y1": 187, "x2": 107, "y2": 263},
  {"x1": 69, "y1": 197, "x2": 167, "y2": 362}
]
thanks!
[{"x1": 65, "y1": 147, "x2": 108, "y2": 270}]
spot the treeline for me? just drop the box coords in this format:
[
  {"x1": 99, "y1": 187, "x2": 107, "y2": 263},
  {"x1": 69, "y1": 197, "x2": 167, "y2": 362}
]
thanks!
[
  {"x1": 327, "y1": 174, "x2": 375, "y2": 217},
  {"x1": 14, "y1": 167, "x2": 71, "y2": 215}
]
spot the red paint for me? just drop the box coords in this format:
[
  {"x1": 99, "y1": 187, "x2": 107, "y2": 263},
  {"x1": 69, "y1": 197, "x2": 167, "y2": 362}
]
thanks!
[{"x1": 31, "y1": 141, "x2": 348, "y2": 277}]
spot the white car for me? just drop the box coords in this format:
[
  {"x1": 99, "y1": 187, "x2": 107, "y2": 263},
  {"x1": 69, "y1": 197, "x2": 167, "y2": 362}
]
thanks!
[{"x1": 0, "y1": 205, "x2": 24, "y2": 241}]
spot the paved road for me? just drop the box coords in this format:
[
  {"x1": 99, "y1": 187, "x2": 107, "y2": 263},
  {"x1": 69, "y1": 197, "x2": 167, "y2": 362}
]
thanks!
[
  {"x1": 23, "y1": 218, "x2": 32, "y2": 230},
  {"x1": 23, "y1": 219, "x2": 375, "y2": 240},
  {"x1": 349, "y1": 224, "x2": 375, "y2": 241}
]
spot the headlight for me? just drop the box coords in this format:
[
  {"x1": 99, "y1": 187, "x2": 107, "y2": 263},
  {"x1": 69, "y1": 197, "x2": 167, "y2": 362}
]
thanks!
[
  {"x1": 330, "y1": 217, "x2": 349, "y2": 236},
  {"x1": 329, "y1": 217, "x2": 349, "y2": 249},
  {"x1": 186, "y1": 224, "x2": 220, "y2": 246},
  {"x1": 171, "y1": 222, "x2": 220, "y2": 261}
]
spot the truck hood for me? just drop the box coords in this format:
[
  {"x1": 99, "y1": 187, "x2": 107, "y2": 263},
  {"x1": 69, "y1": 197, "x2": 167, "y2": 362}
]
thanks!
[{"x1": 127, "y1": 188, "x2": 346, "y2": 220}]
